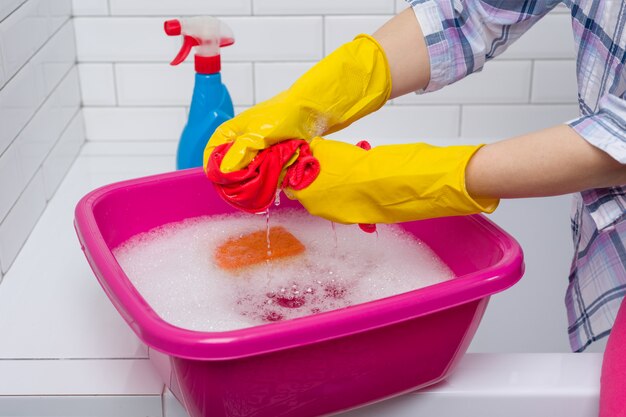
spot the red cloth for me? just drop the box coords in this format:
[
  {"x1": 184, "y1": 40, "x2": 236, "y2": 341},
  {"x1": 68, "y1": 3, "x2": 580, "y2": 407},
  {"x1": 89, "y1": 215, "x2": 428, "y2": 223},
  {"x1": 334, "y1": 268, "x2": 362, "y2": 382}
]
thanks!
[{"x1": 206, "y1": 139, "x2": 320, "y2": 213}]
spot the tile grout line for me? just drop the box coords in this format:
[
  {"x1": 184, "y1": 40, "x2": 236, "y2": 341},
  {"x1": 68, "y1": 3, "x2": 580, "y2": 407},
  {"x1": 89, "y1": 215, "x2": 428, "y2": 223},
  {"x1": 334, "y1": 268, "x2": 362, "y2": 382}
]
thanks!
[
  {"x1": 112, "y1": 62, "x2": 120, "y2": 105},
  {"x1": 322, "y1": 15, "x2": 326, "y2": 57},
  {"x1": 0, "y1": 0, "x2": 27, "y2": 24},
  {"x1": 0, "y1": 14, "x2": 71, "y2": 91},
  {"x1": 0, "y1": 51, "x2": 76, "y2": 159},
  {"x1": 0, "y1": 66, "x2": 79, "y2": 222},
  {"x1": 251, "y1": 62, "x2": 257, "y2": 105},
  {"x1": 0, "y1": 108, "x2": 82, "y2": 274}
]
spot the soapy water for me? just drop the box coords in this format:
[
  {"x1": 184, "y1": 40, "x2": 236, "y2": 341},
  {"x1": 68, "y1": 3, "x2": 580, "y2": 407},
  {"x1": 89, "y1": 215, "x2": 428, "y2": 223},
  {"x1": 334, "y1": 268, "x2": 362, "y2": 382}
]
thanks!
[{"x1": 113, "y1": 209, "x2": 454, "y2": 332}]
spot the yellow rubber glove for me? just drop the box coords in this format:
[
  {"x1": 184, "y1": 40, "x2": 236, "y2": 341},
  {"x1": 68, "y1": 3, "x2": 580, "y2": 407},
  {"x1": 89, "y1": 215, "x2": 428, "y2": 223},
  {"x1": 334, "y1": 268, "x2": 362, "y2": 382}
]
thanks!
[
  {"x1": 285, "y1": 138, "x2": 499, "y2": 224},
  {"x1": 203, "y1": 34, "x2": 391, "y2": 173}
]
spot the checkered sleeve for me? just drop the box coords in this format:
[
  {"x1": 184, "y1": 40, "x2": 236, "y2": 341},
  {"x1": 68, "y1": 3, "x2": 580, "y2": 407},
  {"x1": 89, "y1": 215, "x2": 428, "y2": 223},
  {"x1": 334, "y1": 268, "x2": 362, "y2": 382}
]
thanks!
[
  {"x1": 568, "y1": 93, "x2": 626, "y2": 164},
  {"x1": 407, "y1": 0, "x2": 560, "y2": 92}
]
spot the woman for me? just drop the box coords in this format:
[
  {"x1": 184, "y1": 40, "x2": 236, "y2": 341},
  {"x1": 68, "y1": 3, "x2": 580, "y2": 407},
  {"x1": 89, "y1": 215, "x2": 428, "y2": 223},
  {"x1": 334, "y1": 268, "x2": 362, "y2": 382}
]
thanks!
[{"x1": 205, "y1": 2, "x2": 626, "y2": 415}]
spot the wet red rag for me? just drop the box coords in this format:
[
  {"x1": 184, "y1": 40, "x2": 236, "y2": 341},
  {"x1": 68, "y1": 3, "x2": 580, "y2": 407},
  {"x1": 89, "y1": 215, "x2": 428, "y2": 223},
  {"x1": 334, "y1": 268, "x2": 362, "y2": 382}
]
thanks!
[{"x1": 205, "y1": 139, "x2": 320, "y2": 213}]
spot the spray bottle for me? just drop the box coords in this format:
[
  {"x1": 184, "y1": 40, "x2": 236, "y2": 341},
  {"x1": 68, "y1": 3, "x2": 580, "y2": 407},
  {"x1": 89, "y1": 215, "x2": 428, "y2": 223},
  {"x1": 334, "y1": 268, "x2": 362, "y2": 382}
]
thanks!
[{"x1": 164, "y1": 17, "x2": 235, "y2": 170}]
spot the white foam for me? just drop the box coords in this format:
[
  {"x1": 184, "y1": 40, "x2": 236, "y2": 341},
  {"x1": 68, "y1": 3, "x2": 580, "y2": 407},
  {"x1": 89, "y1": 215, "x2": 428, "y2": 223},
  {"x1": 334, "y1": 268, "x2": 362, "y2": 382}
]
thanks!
[{"x1": 113, "y1": 209, "x2": 454, "y2": 332}]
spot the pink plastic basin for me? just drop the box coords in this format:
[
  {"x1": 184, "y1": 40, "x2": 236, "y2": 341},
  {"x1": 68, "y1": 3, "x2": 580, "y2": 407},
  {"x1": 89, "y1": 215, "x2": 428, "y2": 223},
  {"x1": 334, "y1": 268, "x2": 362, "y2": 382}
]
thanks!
[{"x1": 74, "y1": 167, "x2": 524, "y2": 417}]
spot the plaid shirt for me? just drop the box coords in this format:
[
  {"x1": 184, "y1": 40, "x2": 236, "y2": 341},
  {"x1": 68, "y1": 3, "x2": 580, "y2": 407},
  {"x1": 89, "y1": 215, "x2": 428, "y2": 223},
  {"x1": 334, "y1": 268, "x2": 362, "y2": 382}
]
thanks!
[{"x1": 408, "y1": 0, "x2": 626, "y2": 352}]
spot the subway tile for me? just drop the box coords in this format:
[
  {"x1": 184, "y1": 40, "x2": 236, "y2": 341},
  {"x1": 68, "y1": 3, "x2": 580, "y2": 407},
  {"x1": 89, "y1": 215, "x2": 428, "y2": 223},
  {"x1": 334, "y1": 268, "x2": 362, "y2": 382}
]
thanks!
[
  {"x1": 461, "y1": 104, "x2": 579, "y2": 139},
  {"x1": 0, "y1": 169, "x2": 46, "y2": 273},
  {"x1": 326, "y1": 104, "x2": 460, "y2": 143},
  {"x1": 15, "y1": 68, "x2": 81, "y2": 185},
  {"x1": 531, "y1": 60, "x2": 578, "y2": 104},
  {"x1": 74, "y1": 17, "x2": 181, "y2": 62},
  {"x1": 254, "y1": 62, "x2": 314, "y2": 102},
  {"x1": 0, "y1": 0, "x2": 49, "y2": 79},
  {"x1": 0, "y1": 147, "x2": 24, "y2": 221},
  {"x1": 253, "y1": 0, "x2": 393, "y2": 15},
  {"x1": 0, "y1": 0, "x2": 26, "y2": 22},
  {"x1": 42, "y1": 113, "x2": 85, "y2": 200},
  {"x1": 80, "y1": 140, "x2": 176, "y2": 156},
  {"x1": 498, "y1": 14, "x2": 576, "y2": 59},
  {"x1": 115, "y1": 62, "x2": 253, "y2": 106},
  {"x1": 552, "y1": 3, "x2": 570, "y2": 13},
  {"x1": 48, "y1": 0, "x2": 72, "y2": 33},
  {"x1": 32, "y1": 21, "x2": 76, "y2": 101},
  {"x1": 223, "y1": 17, "x2": 323, "y2": 61},
  {"x1": 83, "y1": 107, "x2": 188, "y2": 140},
  {"x1": 0, "y1": 63, "x2": 40, "y2": 155},
  {"x1": 0, "y1": 396, "x2": 162, "y2": 417},
  {"x1": 75, "y1": 17, "x2": 322, "y2": 62},
  {"x1": 394, "y1": 61, "x2": 531, "y2": 104},
  {"x1": 110, "y1": 0, "x2": 251, "y2": 15},
  {"x1": 72, "y1": 0, "x2": 109, "y2": 15},
  {"x1": 0, "y1": 359, "x2": 162, "y2": 396},
  {"x1": 0, "y1": 22, "x2": 75, "y2": 155},
  {"x1": 78, "y1": 63, "x2": 116, "y2": 105},
  {"x1": 325, "y1": 16, "x2": 390, "y2": 53},
  {"x1": 396, "y1": 0, "x2": 409, "y2": 12}
]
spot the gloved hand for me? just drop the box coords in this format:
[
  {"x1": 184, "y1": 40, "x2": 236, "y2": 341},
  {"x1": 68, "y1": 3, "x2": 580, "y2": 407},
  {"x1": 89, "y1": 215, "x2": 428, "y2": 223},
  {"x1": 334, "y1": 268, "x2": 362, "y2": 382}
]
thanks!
[
  {"x1": 284, "y1": 138, "x2": 499, "y2": 224},
  {"x1": 203, "y1": 34, "x2": 391, "y2": 174}
]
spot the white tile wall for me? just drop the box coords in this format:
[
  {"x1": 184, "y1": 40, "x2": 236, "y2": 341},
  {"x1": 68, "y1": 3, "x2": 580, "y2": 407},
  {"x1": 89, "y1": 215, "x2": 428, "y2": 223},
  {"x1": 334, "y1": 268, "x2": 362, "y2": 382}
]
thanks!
[
  {"x1": 253, "y1": 0, "x2": 394, "y2": 15},
  {"x1": 0, "y1": 20, "x2": 76, "y2": 154},
  {"x1": 324, "y1": 16, "x2": 391, "y2": 53},
  {"x1": 0, "y1": 0, "x2": 50, "y2": 79},
  {"x1": 254, "y1": 62, "x2": 314, "y2": 102},
  {"x1": 109, "y1": 0, "x2": 251, "y2": 16},
  {"x1": 394, "y1": 61, "x2": 532, "y2": 104},
  {"x1": 42, "y1": 113, "x2": 85, "y2": 199},
  {"x1": 0, "y1": 0, "x2": 27, "y2": 22},
  {"x1": 74, "y1": 16, "x2": 323, "y2": 63},
  {"x1": 71, "y1": 0, "x2": 108, "y2": 16},
  {"x1": 0, "y1": 59, "x2": 40, "y2": 153},
  {"x1": 0, "y1": 169, "x2": 46, "y2": 272},
  {"x1": 327, "y1": 105, "x2": 461, "y2": 143},
  {"x1": 395, "y1": 0, "x2": 409, "y2": 12},
  {"x1": 499, "y1": 14, "x2": 576, "y2": 60},
  {"x1": 78, "y1": 63, "x2": 116, "y2": 105},
  {"x1": 15, "y1": 68, "x2": 81, "y2": 191},
  {"x1": 114, "y1": 62, "x2": 253, "y2": 106},
  {"x1": 0, "y1": 146, "x2": 22, "y2": 223},
  {"x1": 72, "y1": 4, "x2": 579, "y2": 150},
  {"x1": 461, "y1": 104, "x2": 579, "y2": 139},
  {"x1": 0, "y1": 0, "x2": 85, "y2": 274},
  {"x1": 531, "y1": 60, "x2": 579, "y2": 103},
  {"x1": 83, "y1": 107, "x2": 187, "y2": 140},
  {"x1": 0, "y1": 396, "x2": 163, "y2": 417}
]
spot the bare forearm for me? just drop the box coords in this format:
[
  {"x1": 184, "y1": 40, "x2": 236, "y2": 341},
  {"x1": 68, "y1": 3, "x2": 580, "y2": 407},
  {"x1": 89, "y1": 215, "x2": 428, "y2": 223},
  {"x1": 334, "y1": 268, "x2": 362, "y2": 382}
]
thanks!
[
  {"x1": 466, "y1": 125, "x2": 626, "y2": 199},
  {"x1": 370, "y1": 12, "x2": 626, "y2": 198},
  {"x1": 373, "y1": 8, "x2": 430, "y2": 98}
]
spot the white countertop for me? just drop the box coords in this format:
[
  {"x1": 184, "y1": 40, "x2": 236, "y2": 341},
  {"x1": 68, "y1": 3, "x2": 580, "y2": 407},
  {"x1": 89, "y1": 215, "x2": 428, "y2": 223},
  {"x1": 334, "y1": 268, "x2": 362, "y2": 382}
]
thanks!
[{"x1": 0, "y1": 142, "x2": 602, "y2": 417}]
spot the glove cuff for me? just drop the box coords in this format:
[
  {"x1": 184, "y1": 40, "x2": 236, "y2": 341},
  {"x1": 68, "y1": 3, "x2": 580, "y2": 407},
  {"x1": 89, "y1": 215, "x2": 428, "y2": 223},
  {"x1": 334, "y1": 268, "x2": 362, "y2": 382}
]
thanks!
[{"x1": 460, "y1": 144, "x2": 500, "y2": 214}]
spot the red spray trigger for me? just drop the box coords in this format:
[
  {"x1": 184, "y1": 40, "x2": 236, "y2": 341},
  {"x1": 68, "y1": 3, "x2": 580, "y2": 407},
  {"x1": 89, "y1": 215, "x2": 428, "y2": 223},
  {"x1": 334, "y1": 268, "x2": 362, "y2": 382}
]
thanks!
[
  {"x1": 164, "y1": 17, "x2": 235, "y2": 72},
  {"x1": 171, "y1": 36, "x2": 199, "y2": 65}
]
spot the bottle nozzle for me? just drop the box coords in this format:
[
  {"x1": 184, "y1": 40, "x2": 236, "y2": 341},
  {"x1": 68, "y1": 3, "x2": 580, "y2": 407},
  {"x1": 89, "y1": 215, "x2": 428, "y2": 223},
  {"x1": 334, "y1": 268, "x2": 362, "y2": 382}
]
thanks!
[
  {"x1": 164, "y1": 19, "x2": 182, "y2": 36},
  {"x1": 164, "y1": 17, "x2": 235, "y2": 74}
]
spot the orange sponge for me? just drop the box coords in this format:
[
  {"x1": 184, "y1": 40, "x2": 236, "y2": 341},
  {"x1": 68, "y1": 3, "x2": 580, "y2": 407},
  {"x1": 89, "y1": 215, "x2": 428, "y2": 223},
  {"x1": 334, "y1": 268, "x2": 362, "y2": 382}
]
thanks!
[{"x1": 214, "y1": 226, "x2": 305, "y2": 270}]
